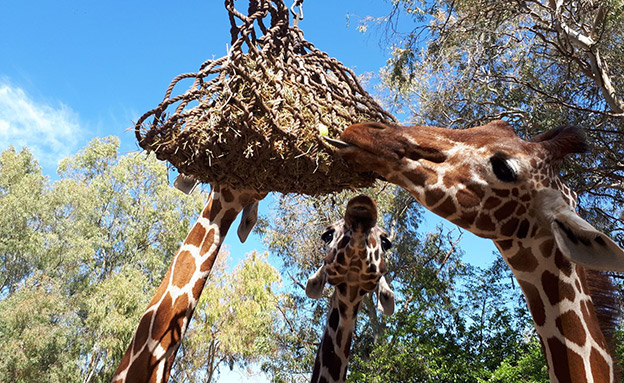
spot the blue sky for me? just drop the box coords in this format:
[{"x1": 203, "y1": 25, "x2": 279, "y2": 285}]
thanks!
[{"x1": 1, "y1": 1, "x2": 498, "y2": 381}]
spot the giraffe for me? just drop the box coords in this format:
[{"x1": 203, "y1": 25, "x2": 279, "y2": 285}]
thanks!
[
  {"x1": 327, "y1": 120, "x2": 624, "y2": 383},
  {"x1": 112, "y1": 182, "x2": 265, "y2": 383},
  {"x1": 305, "y1": 194, "x2": 395, "y2": 383}
]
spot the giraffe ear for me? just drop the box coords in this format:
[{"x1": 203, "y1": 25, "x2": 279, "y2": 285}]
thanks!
[
  {"x1": 237, "y1": 201, "x2": 259, "y2": 243},
  {"x1": 537, "y1": 190, "x2": 624, "y2": 271},
  {"x1": 306, "y1": 265, "x2": 327, "y2": 299},
  {"x1": 551, "y1": 211, "x2": 624, "y2": 272},
  {"x1": 174, "y1": 174, "x2": 199, "y2": 194},
  {"x1": 376, "y1": 276, "x2": 395, "y2": 316}
]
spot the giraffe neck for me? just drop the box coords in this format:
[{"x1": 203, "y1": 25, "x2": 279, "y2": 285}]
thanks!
[
  {"x1": 311, "y1": 285, "x2": 362, "y2": 383},
  {"x1": 495, "y1": 237, "x2": 615, "y2": 383},
  {"x1": 113, "y1": 188, "x2": 252, "y2": 383}
]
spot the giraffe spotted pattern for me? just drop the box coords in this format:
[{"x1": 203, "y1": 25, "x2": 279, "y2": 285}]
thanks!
[
  {"x1": 336, "y1": 120, "x2": 624, "y2": 383},
  {"x1": 306, "y1": 195, "x2": 394, "y2": 383},
  {"x1": 112, "y1": 185, "x2": 265, "y2": 383}
]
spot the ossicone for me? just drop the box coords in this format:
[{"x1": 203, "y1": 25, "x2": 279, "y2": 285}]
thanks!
[{"x1": 530, "y1": 126, "x2": 588, "y2": 160}]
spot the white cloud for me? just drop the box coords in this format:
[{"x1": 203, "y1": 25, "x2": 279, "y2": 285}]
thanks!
[{"x1": 0, "y1": 82, "x2": 82, "y2": 170}]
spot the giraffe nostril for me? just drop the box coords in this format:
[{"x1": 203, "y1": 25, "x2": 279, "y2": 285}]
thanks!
[{"x1": 406, "y1": 146, "x2": 447, "y2": 163}]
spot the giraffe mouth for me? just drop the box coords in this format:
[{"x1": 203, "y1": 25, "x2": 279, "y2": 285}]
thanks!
[{"x1": 323, "y1": 136, "x2": 351, "y2": 149}]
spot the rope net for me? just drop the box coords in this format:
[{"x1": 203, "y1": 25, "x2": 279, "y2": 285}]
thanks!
[{"x1": 135, "y1": 0, "x2": 396, "y2": 195}]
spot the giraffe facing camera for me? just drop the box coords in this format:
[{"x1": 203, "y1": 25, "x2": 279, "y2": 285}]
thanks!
[
  {"x1": 307, "y1": 194, "x2": 394, "y2": 383},
  {"x1": 332, "y1": 120, "x2": 624, "y2": 383}
]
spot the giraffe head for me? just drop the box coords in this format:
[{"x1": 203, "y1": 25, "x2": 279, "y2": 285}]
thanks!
[
  {"x1": 306, "y1": 195, "x2": 395, "y2": 315},
  {"x1": 333, "y1": 120, "x2": 624, "y2": 272}
]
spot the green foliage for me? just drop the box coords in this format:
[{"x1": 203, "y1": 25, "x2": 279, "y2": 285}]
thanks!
[
  {"x1": 0, "y1": 147, "x2": 48, "y2": 295},
  {"x1": 371, "y1": 0, "x2": 624, "y2": 241},
  {"x1": 0, "y1": 139, "x2": 205, "y2": 382},
  {"x1": 0, "y1": 274, "x2": 81, "y2": 383},
  {"x1": 175, "y1": 251, "x2": 283, "y2": 382}
]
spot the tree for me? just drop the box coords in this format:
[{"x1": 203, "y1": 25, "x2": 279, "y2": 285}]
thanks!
[
  {"x1": 0, "y1": 139, "x2": 206, "y2": 382},
  {"x1": 0, "y1": 147, "x2": 48, "y2": 296},
  {"x1": 367, "y1": 0, "x2": 624, "y2": 237},
  {"x1": 173, "y1": 251, "x2": 283, "y2": 383}
]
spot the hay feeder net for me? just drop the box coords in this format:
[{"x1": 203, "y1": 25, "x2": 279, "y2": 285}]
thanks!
[{"x1": 135, "y1": 0, "x2": 396, "y2": 195}]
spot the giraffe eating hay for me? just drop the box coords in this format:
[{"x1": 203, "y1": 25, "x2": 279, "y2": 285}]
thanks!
[
  {"x1": 329, "y1": 120, "x2": 624, "y2": 383},
  {"x1": 306, "y1": 195, "x2": 395, "y2": 383},
  {"x1": 112, "y1": 184, "x2": 265, "y2": 383}
]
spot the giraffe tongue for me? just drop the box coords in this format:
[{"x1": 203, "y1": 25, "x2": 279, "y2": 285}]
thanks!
[{"x1": 322, "y1": 136, "x2": 351, "y2": 149}]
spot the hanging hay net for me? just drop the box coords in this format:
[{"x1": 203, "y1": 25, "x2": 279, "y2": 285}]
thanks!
[{"x1": 135, "y1": 0, "x2": 396, "y2": 195}]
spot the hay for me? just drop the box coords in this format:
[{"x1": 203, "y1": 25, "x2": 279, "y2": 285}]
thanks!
[{"x1": 135, "y1": 0, "x2": 396, "y2": 195}]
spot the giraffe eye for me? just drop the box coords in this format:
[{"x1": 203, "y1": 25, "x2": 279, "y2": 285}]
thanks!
[
  {"x1": 380, "y1": 236, "x2": 392, "y2": 252},
  {"x1": 321, "y1": 229, "x2": 334, "y2": 244},
  {"x1": 490, "y1": 155, "x2": 517, "y2": 183}
]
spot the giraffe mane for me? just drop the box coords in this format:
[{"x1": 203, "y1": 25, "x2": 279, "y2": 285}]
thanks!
[
  {"x1": 529, "y1": 126, "x2": 589, "y2": 160},
  {"x1": 586, "y1": 268, "x2": 622, "y2": 380}
]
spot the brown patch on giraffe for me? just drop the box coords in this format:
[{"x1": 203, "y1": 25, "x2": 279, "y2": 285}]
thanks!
[
  {"x1": 493, "y1": 188, "x2": 510, "y2": 198},
  {"x1": 336, "y1": 328, "x2": 343, "y2": 346},
  {"x1": 516, "y1": 219, "x2": 530, "y2": 239},
  {"x1": 555, "y1": 311, "x2": 587, "y2": 346},
  {"x1": 515, "y1": 204, "x2": 527, "y2": 216},
  {"x1": 361, "y1": 281, "x2": 377, "y2": 291},
  {"x1": 512, "y1": 188, "x2": 520, "y2": 197},
  {"x1": 336, "y1": 250, "x2": 346, "y2": 266},
  {"x1": 113, "y1": 351, "x2": 131, "y2": 379},
  {"x1": 172, "y1": 250, "x2": 196, "y2": 288},
  {"x1": 207, "y1": 199, "x2": 221, "y2": 220},
  {"x1": 443, "y1": 164, "x2": 470, "y2": 189},
  {"x1": 577, "y1": 267, "x2": 592, "y2": 295},
  {"x1": 432, "y1": 196, "x2": 457, "y2": 218},
  {"x1": 456, "y1": 188, "x2": 481, "y2": 208},
  {"x1": 554, "y1": 249, "x2": 573, "y2": 277},
  {"x1": 312, "y1": 360, "x2": 321, "y2": 382},
  {"x1": 222, "y1": 208, "x2": 240, "y2": 228},
  {"x1": 369, "y1": 237, "x2": 376, "y2": 248},
  {"x1": 321, "y1": 332, "x2": 342, "y2": 381},
  {"x1": 133, "y1": 310, "x2": 154, "y2": 354},
  {"x1": 530, "y1": 225, "x2": 539, "y2": 238},
  {"x1": 547, "y1": 337, "x2": 588, "y2": 383},
  {"x1": 500, "y1": 218, "x2": 519, "y2": 237},
  {"x1": 125, "y1": 348, "x2": 156, "y2": 383},
  {"x1": 581, "y1": 300, "x2": 608, "y2": 349},
  {"x1": 539, "y1": 239, "x2": 555, "y2": 258},
  {"x1": 496, "y1": 239, "x2": 514, "y2": 251},
  {"x1": 507, "y1": 245, "x2": 539, "y2": 272},
  {"x1": 590, "y1": 347, "x2": 611, "y2": 382},
  {"x1": 494, "y1": 201, "x2": 518, "y2": 221},
  {"x1": 186, "y1": 223, "x2": 206, "y2": 247},
  {"x1": 452, "y1": 210, "x2": 478, "y2": 228},
  {"x1": 518, "y1": 280, "x2": 546, "y2": 326},
  {"x1": 164, "y1": 293, "x2": 190, "y2": 345},
  {"x1": 425, "y1": 187, "x2": 446, "y2": 207},
  {"x1": 530, "y1": 158, "x2": 538, "y2": 167},
  {"x1": 199, "y1": 229, "x2": 216, "y2": 264},
  {"x1": 542, "y1": 271, "x2": 576, "y2": 305},
  {"x1": 148, "y1": 267, "x2": 172, "y2": 307},
  {"x1": 151, "y1": 293, "x2": 175, "y2": 346},
  {"x1": 465, "y1": 182, "x2": 486, "y2": 199},
  {"x1": 329, "y1": 308, "x2": 339, "y2": 331},
  {"x1": 520, "y1": 193, "x2": 532, "y2": 202},
  {"x1": 406, "y1": 171, "x2": 427, "y2": 187},
  {"x1": 483, "y1": 196, "x2": 502, "y2": 210},
  {"x1": 192, "y1": 278, "x2": 207, "y2": 300},
  {"x1": 221, "y1": 188, "x2": 234, "y2": 203},
  {"x1": 475, "y1": 213, "x2": 495, "y2": 232}
]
